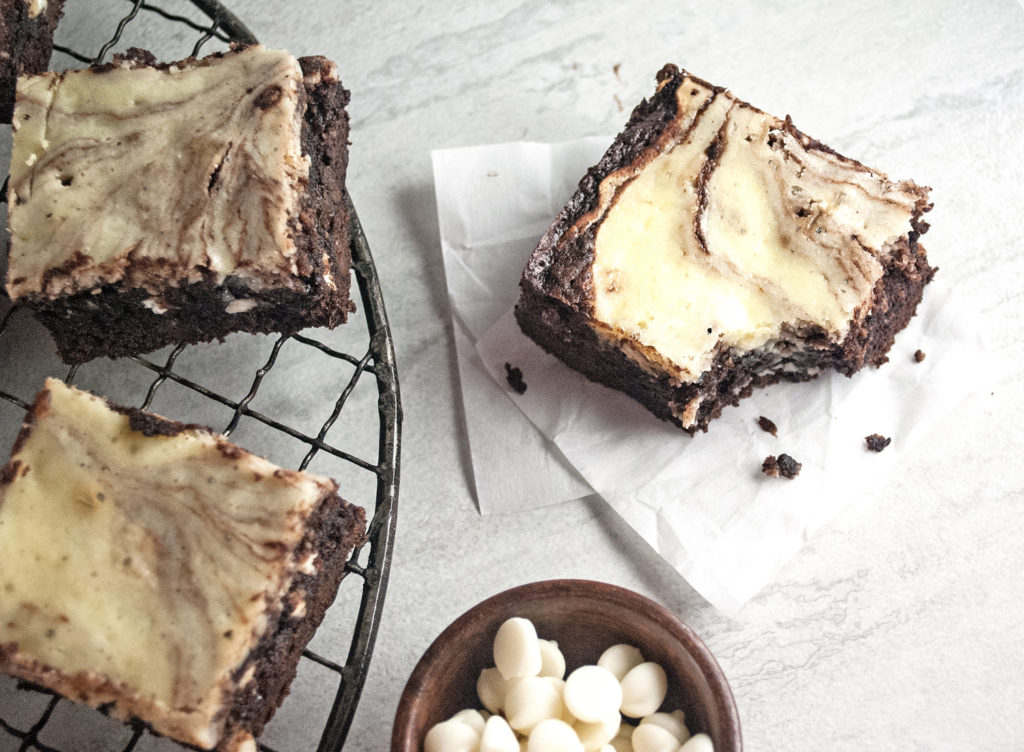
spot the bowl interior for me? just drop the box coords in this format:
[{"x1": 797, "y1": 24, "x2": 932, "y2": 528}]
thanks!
[{"x1": 391, "y1": 580, "x2": 741, "y2": 752}]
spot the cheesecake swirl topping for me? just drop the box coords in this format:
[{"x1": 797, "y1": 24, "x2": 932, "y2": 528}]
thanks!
[
  {"x1": 0, "y1": 379, "x2": 333, "y2": 748},
  {"x1": 6, "y1": 46, "x2": 311, "y2": 299},
  {"x1": 587, "y1": 72, "x2": 929, "y2": 383}
]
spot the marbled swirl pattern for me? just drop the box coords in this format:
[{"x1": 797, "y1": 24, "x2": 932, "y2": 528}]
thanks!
[
  {"x1": 589, "y1": 71, "x2": 928, "y2": 382},
  {"x1": 5, "y1": 46, "x2": 310, "y2": 300},
  {"x1": 0, "y1": 380, "x2": 331, "y2": 748}
]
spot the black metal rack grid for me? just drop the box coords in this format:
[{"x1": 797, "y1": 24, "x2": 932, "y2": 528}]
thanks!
[{"x1": 0, "y1": 2, "x2": 401, "y2": 751}]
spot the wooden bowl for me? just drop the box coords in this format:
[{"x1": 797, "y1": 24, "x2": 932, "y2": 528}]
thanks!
[{"x1": 391, "y1": 579, "x2": 742, "y2": 751}]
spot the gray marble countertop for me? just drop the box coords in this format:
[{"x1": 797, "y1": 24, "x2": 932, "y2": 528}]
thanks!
[{"x1": 2, "y1": 1, "x2": 1022, "y2": 751}]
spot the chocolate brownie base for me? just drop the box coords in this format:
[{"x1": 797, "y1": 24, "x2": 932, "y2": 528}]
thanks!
[
  {"x1": 28, "y1": 259, "x2": 350, "y2": 364},
  {"x1": 9, "y1": 47, "x2": 354, "y2": 364},
  {"x1": 516, "y1": 65, "x2": 935, "y2": 433},
  {"x1": 0, "y1": 0, "x2": 64, "y2": 122}
]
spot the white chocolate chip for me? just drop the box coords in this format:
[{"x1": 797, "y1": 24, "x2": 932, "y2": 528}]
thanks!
[
  {"x1": 480, "y1": 714, "x2": 520, "y2": 752},
  {"x1": 527, "y1": 719, "x2": 585, "y2": 752},
  {"x1": 563, "y1": 665, "x2": 623, "y2": 723},
  {"x1": 679, "y1": 733, "x2": 715, "y2": 752},
  {"x1": 574, "y1": 711, "x2": 621, "y2": 752},
  {"x1": 619, "y1": 662, "x2": 668, "y2": 718},
  {"x1": 505, "y1": 675, "x2": 565, "y2": 734},
  {"x1": 478, "y1": 666, "x2": 512, "y2": 714},
  {"x1": 424, "y1": 718, "x2": 481, "y2": 752},
  {"x1": 597, "y1": 644, "x2": 645, "y2": 681},
  {"x1": 631, "y1": 723, "x2": 682, "y2": 752},
  {"x1": 494, "y1": 617, "x2": 543, "y2": 680},
  {"x1": 605, "y1": 723, "x2": 635, "y2": 752},
  {"x1": 538, "y1": 638, "x2": 567, "y2": 679},
  {"x1": 541, "y1": 677, "x2": 576, "y2": 723},
  {"x1": 452, "y1": 708, "x2": 488, "y2": 736},
  {"x1": 640, "y1": 710, "x2": 690, "y2": 743},
  {"x1": 224, "y1": 298, "x2": 257, "y2": 314}
]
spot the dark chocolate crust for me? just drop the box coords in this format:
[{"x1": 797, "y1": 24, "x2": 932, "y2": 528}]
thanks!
[
  {"x1": 222, "y1": 487, "x2": 365, "y2": 747},
  {"x1": 0, "y1": 0, "x2": 64, "y2": 122},
  {"x1": 14, "y1": 46, "x2": 354, "y2": 364},
  {"x1": 515, "y1": 64, "x2": 935, "y2": 433}
]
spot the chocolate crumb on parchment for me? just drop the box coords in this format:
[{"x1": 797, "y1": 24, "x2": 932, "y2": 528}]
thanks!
[
  {"x1": 762, "y1": 453, "x2": 801, "y2": 479},
  {"x1": 865, "y1": 433, "x2": 892, "y2": 452},
  {"x1": 504, "y1": 362, "x2": 527, "y2": 395},
  {"x1": 914, "y1": 349, "x2": 927, "y2": 363},
  {"x1": 757, "y1": 416, "x2": 778, "y2": 436}
]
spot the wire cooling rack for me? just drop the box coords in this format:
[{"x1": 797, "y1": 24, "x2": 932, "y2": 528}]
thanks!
[{"x1": 0, "y1": 2, "x2": 400, "y2": 751}]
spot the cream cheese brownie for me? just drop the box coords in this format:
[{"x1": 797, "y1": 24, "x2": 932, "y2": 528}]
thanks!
[
  {"x1": 516, "y1": 64, "x2": 934, "y2": 433},
  {"x1": 5, "y1": 44, "x2": 353, "y2": 364},
  {"x1": 0, "y1": 0, "x2": 64, "y2": 122},
  {"x1": 0, "y1": 378, "x2": 366, "y2": 752}
]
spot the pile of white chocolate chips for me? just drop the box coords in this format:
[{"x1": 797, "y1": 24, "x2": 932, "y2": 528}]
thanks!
[{"x1": 424, "y1": 617, "x2": 714, "y2": 752}]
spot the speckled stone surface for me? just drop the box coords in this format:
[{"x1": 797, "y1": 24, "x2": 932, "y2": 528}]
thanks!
[{"x1": 1, "y1": 1, "x2": 1022, "y2": 751}]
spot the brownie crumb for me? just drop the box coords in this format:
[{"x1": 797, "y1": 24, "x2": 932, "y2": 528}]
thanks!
[
  {"x1": 762, "y1": 453, "x2": 801, "y2": 479},
  {"x1": 757, "y1": 416, "x2": 778, "y2": 436},
  {"x1": 913, "y1": 349, "x2": 926, "y2": 363},
  {"x1": 504, "y1": 362, "x2": 527, "y2": 395},
  {"x1": 865, "y1": 433, "x2": 892, "y2": 452}
]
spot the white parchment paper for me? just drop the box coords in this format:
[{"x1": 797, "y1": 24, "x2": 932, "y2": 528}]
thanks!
[{"x1": 433, "y1": 139, "x2": 989, "y2": 614}]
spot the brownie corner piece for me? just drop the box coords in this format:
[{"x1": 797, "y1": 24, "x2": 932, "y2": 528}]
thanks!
[
  {"x1": 5, "y1": 44, "x2": 354, "y2": 364},
  {"x1": 0, "y1": 377, "x2": 366, "y2": 750}
]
